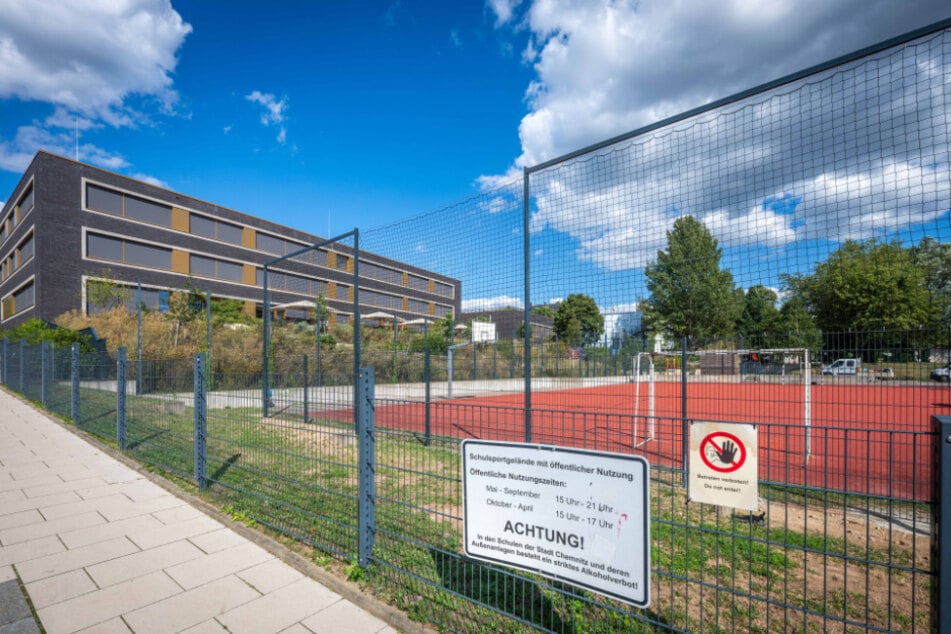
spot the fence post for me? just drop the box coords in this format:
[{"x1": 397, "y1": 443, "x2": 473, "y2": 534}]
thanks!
[
  {"x1": 1, "y1": 337, "x2": 7, "y2": 385},
  {"x1": 303, "y1": 354, "x2": 309, "y2": 424},
  {"x1": 424, "y1": 320, "x2": 431, "y2": 446},
  {"x1": 117, "y1": 347, "x2": 127, "y2": 451},
  {"x1": 194, "y1": 352, "x2": 207, "y2": 490},
  {"x1": 41, "y1": 341, "x2": 49, "y2": 408},
  {"x1": 137, "y1": 282, "x2": 143, "y2": 395},
  {"x1": 681, "y1": 336, "x2": 689, "y2": 487},
  {"x1": 19, "y1": 340, "x2": 25, "y2": 392},
  {"x1": 71, "y1": 343, "x2": 80, "y2": 425},
  {"x1": 934, "y1": 415, "x2": 951, "y2": 634},
  {"x1": 357, "y1": 367, "x2": 376, "y2": 567}
]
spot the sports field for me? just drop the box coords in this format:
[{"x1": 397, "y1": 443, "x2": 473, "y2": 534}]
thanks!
[{"x1": 363, "y1": 380, "x2": 948, "y2": 501}]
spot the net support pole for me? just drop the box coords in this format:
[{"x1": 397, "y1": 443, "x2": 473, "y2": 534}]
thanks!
[
  {"x1": 681, "y1": 337, "x2": 688, "y2": 488},
  {"x1": 804, "y1": 348, "x2": 812, "y2": 464}
]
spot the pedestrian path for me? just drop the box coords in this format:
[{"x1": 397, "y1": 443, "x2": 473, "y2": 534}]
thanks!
[{"x1": 0, "y1": 390, "x2": 409, "y2": 634}]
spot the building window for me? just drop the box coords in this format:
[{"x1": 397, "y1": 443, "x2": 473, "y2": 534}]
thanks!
[
  {"x1": 217, "y1": 260, "x2": 243, "y2": 282},
  {"x1": 125, "y1": 241, "x2": 172, "y2": 269},
  {"x1": 408, "y1": 298, "x2": 429, "y2": 314},
  {"x1": 190, "y1": 254, "x2": 216, "y2": 277},
  {"x1": 435, "y1": 281, "x2": 454, "y2": 298},
  {"x1": 434, "y1": 304, "x2": 452, "y2": 318},
  {"x1": 217, "y1": 221, "x2": 243, "y2": 245},
  {"x1": 361, "y1": 261, "x2": 403, "y2": 285},
  {"x1": 86, "y1": 184, "x2": 171, "y2": 227},
  {"x1": 191, "y1": 214, "x2": 243, "y2": 245},
  {"x1": 87, "y1": 233, "x2": 172, "y2": 270},
  {"x1": 190, "y1": 215, "x2": 216, "y2": 239},
  {"x1": 408, "y1": 274, "x2": 429, "y2": 292},
  {"x1": 191, "y1": 254, "x2": 244, "y2": 283},
  {"x1": 87, "y1": 234, "x2": 124, "y2": 262},
  {"x1": 3, "y1": 280, "x2": 35, "y2": 320},
  {"x1": 257, "y1": 233, "x2": 285, "y2": 255},
  {"x1": 18, "y1": 233, "x2": 34, "y2": 263},
  {"x1": 17, "y1": 185, "x2": 34, "y2": 217}
]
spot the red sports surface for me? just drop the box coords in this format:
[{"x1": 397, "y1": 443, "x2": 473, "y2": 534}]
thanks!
[{"x1": 350, "y1": 381, "x2": 949, "y2": 501}]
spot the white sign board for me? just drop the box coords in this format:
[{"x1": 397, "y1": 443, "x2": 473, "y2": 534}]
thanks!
[
  {"x1": 688, "y1": 421, "x2": 759, "y2": 510},
  {"x1": 471, "y1": 320, "x2": 496, "y2": 343},
  {"x1": 462, "y1": 440, "x2": 650, "y2": 607}
]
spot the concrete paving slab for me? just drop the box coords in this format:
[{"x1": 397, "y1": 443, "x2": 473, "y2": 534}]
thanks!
[
  {"x1": 17, "y1": 536, "x2": 139, "y2": 584},
  {"x1": 86, "y1": 539, "x2": 204, "y2": 588},
  {"x1": 125, "y1": 514, "x2": 220, "y2": 550},
  {"x1": 216, "y1": 578, "x2": 341, "y2": 634},
  {"x1": 123, "y1": 575, "x2": 261, "y2": 634},
  {"x1": 301, "y1": 600, "x2": 393, "y2": 634},
  {"x1": 0, "y1": 535, "x2": 66, "y2": 568},
  {"x1": 187, "y1": 527, "x2": 248, "y2": 554},
  {"x1": 165, "y1": 541, "x2": 274, "y2": 589},
  {"x1": 24, "y1": 569, "x2": 98, "y2": 609},
  {"x1": 0, "y1": 390, "x2": 418, "y2": 634},
  {"x1": 36, "y1": 570, "x2": 181, "y2": 633},
  {"x1": 236, "y1": 559, "x2": 305, "y2": 595}
]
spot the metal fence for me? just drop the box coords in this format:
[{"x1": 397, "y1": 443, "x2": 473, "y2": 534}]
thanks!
[{"x1": 2, "y1": 18, "x2": 950, "y2": 634}]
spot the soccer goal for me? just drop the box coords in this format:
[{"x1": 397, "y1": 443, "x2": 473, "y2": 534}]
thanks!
[
  {"x1": 631, "y1": 352, "x2": 656, "y2": 447},
  {"x1": 633, "y1": 347, "x2": 814, "y2": 460}
]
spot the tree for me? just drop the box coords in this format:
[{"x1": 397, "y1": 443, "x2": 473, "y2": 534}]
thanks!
[
  {"x1": 783, "y1": 239, "x2": 937, "y2": 331},
  {"x1": 776, "y1": 295, "x2": 820, "y2": 348},
  {"x1": 313, "y1": 292, "x2": 330, "y2": 333},
  {"x1": 553, "y1": 294, "x2": 604, "y2": 346},
  {"x1": 737, "y1": 285, "x2": 781, "y2": 343},
  {"x1": 86, "y1": 275, "x2": 129, "y2": 313},
  {"x1": 911, "y1": 237, "x2": 951, "y2": 323},
  {"x1": 643, "y1": 216, "x2": 740, "y2": 348}
]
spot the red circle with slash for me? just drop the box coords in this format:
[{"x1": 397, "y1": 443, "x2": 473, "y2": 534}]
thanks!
[{"x1": 700, "y1": 431, "x2": 746, "y2": 473}]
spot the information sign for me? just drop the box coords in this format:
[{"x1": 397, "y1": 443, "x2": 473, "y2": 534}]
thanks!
[
  {"x1": 688, "y1": 421, "x2": 759, "y2": 510},
  {"x1": 462, "y1": 440, "x2": 650, "y2": 607}
]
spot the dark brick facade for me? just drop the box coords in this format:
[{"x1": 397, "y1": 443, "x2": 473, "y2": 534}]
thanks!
[{"x1": 0, "y1": 152, "x2": 460, "y2": 328}]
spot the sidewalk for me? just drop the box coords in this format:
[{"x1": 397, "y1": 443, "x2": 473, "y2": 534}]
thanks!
[{"x1": 0, "y1": 390, "x2": 413, "y2": 634}]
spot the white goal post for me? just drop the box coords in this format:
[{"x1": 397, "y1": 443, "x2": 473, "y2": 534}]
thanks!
[{"x1": 631, "y1": 348, "x2": 813, "y2": 460}]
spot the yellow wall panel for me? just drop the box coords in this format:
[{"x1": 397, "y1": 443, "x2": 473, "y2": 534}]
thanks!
[
  {"x1": 243, "y1": 227, "x2": 256, "y2": 249},
  {"x1": 171, "y1": 207, "x2": 190, "y2": 232},
  {"x1": 171, "y1": 250, "x2": 190, "y2": 274},
  {"x1": 242, "y1": 264, "x2": 257, "y2": 286},
  {"x1": 244, "y1": 301, "x2": 256, "y2": 318},
  {"x1": 327, "y1": 252, "x2": 337, "y2": 269}
]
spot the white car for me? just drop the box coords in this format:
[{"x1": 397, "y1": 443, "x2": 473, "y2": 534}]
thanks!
[{"x1": 932, "y1": 363, "x2": 951, "y2": 382}]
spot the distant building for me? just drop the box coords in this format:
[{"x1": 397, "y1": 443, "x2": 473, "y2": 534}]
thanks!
[
  {"x1": 460, "y1": 308, "x2": 553, "y2": 341},
  {"x1": 0, "y1": 152, "x2": 460, "y2": 327},
  {"x1": 599, "y1": 310, "x2": 644, "y2": 350}
]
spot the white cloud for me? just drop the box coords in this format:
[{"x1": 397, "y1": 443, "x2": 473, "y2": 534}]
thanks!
[
  {"x1": 246, "y1": 91, "x2": 289, "y2": 144},
  {"x1": 487, "y1": 0, "x2": 524, "y2": 27},
  {"x1": 0, "y1": 1, "x2": 190, "y2": 176},
  {"x1": 462, "y1": 295, "x2": 525, "y2": 311},
  {"x1": 495, "y1": 0, "x2": 948, "y2": 171},
  {"x1": 0, "y1": 124, "x2": 128, "y2": 172},
  {"x1": 0, "y1": 0, "x2": 191, "y2": 124},
  {"x1": 130, "y1": 173, "x2": 168, "y2": 188},
  {"x1": 483, "y1": 1, "x2": 951, "y2": 273}
]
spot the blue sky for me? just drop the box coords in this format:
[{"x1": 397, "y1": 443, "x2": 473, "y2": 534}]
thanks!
[{"x1": 1, "y1": 1, "x2": 949, "y2": 312}]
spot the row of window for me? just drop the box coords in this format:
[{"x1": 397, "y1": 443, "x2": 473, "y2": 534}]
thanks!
[
  {"x1": 88, "y1": 233, "x2": 172, "y2": 269},
  {"x1": 1, "y1": 280, "x2": 34, "y2": 321},
  {"x1": 190, "y1": 214, "x2": 243, "y2": 245},
  {"x1": 0, "y1": 232, "x2": 34, "y2": 283},
  {"x1": 85, "y1": 181, "x2": 456, "y2": 299},
  {"x1": 87, "y1": 184, "x2": 172, "y2": 227},
  {"x1": 85, "y1": 232, "x2": 453, "y2": 316},
  {"x1": 1, "y1": 183, "x2": 34, "y2": 247}
]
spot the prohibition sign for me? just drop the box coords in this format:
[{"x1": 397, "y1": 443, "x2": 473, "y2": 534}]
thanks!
[{"x1": 699, "y1": 431, "x2": 746, "y2": 473}]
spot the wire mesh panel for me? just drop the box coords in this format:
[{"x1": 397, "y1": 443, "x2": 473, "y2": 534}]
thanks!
[
  {"x1": 75, "y1": 349, "x2": 119, "y2": 440},
  {"x1": 200, "y1": 359, "x2": 361, "y2": 559},
  {"x1": 124, "y1": 358, "x2": 196, "y2": 478}
]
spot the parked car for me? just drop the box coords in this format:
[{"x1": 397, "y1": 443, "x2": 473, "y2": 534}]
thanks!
[
  {"x1": 821, "y1": 358, "x2": 861, "y2": 376},
  {"x1": 931, "y1": 363, "x2": 951, "y2": 382}
]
